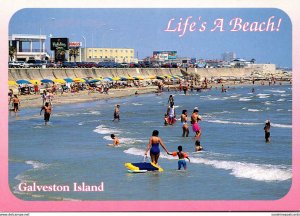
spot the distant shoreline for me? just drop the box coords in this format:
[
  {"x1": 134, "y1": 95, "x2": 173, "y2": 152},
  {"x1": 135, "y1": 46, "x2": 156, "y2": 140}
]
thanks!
[{"x1": 8, "y1": 81, "x2": 291, "y2": 110}]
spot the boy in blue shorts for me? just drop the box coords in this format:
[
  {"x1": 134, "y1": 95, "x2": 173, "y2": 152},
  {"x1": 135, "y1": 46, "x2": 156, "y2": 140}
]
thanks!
[{"x1": 168, "y1": 146, "x2": 190, "y2": 170}]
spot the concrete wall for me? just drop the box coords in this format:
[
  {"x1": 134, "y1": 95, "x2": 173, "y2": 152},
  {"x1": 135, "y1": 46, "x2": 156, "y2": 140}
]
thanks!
[{"x1": 8, "y1": 65, "x2": 278, "y2": 81}]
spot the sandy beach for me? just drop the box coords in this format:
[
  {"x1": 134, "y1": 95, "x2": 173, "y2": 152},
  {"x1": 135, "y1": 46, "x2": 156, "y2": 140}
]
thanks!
[{"x1": 9, "y1": 79, "x2": 292, "y2": 110}]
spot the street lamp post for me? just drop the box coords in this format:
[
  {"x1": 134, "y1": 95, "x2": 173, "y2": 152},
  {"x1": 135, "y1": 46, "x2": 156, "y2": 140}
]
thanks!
[{"x1": 82, "y1": 36, "x2": 86, "y2": 62}]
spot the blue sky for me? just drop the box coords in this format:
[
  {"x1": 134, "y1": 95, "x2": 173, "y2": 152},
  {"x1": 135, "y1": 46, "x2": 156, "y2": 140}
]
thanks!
[{"x1": 9, "y1": 8, "x2": 291, "y2": 67}]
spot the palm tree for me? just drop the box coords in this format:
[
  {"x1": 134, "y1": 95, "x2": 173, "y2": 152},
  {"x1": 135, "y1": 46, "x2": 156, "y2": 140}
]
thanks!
[
  {"x1": 9, "y1": 45, "x2": 16, "y2": 61},
  {"x1": 69, "y1": 47, "x2": 79, "y2": 62}
]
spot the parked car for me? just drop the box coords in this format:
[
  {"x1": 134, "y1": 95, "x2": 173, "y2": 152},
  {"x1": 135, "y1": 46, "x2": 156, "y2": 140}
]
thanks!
[
  {"x1": 8, "y1": 61, "x2": 29, "y2": 68},
  {"x1": 62, "y1": 62, "x2": 78, "y2": 68},
  {"x1": 97, "y1": 61, "x2": 120, "y2": 68},
  {"x1": 27, "y1": 59, "x2": 44, "y2": 68}
]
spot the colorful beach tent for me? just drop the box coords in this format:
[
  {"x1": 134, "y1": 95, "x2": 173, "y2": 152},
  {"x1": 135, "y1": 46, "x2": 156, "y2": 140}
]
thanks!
[
  {"x1": 64, "y1": 78, "x2": 74, "y2": 83},
  {"x1": 53, "y1": 79, "x2": 66, "y2": 84},
  {"x1": 136, "y1": 76, "x2": 144, "y2": 80},
  {"x1": 120, "y1": 77, "x2": 128, "y2": 81},
  {"x1": 41, "y1": 79, "x2": 53, "y2": 83},
  {"x1": 127, "y1": 76, "x2": 135, "y2": 80},
  {"x1": 16, "y1": 79, "x2": 31, "y2": 84},
  {"x1": 8, "y1": 80, "x2": 17, "y2": 86},
  {"x1": 156, "y1": 76, "x2": 165, "y2": 80}
]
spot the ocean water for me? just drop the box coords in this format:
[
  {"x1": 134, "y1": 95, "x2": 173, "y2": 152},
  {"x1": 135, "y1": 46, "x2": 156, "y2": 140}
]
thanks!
[{"x1": 9, "y1": 85, "x2": 292, "y2": 200}]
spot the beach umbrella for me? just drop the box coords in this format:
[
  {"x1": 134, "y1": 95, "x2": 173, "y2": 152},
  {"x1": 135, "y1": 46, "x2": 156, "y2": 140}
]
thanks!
[
  {"x1": 73, "y1": 78, "x2": 86, "y2": 83},
  {"x1": 16, "y1": 79, "x2": 31, "y2": 84},
  {"x1": 87, "y1": 79, "x2": 101, "y2": 83},
  {"x1": 41, "y1": 79, "x2": 53, "y2": 83},
  {"x1": 103, "y1": 77, "x2": 113, "y2": 82},
  {"x1": 132, "y1": 76, "x2": 140, "y2": 80},
  {"x1": 165, "y1": 75, "x2": 172, "y2": 79},
  {"x1": 97, "y1": 77, "x2": 103, "y2": 80},
  {"x1": 112, "y1": 77, "x2": 121, "y2": 81},
  {"x1": 120, "y1": 77, "x2": 128, "y2": 81},
  {"x1": 136, "y1": 76, "x2": 144, "y2": 80},
  {"x1": 156, "y1": 76, "x2": 165, "y2": 80},
  {"x1": 8, "y1": 80, "x2": 17, "y2": 86},
  {"x1": 127, "y1": 76, "x2": 135, "y2": 80},
  {"x1": 147, "y1": 75, "x2": 156, "y2": 79},
  {"x1": 53, "y1": 78, "x2": 66, "y2": 84},
  {"x1": 29, "y1": 79, "x2": 41, "y2": 85},
  {"x1": 64, "y1": 78, "x2": 74, "y2": 83}
]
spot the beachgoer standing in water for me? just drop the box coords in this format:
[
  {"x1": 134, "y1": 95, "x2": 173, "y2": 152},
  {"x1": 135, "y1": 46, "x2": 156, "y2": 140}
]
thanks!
[
  {"x1": 113, "y1": 104, "x2": 120, "y2": 121},
  {"x1": 166, "y1": 102, "x2": 176, "y2": 125},
  {"x1": 264, "y1": 120, "x2": 271, "y2": 142},
  {"x1": 168, "y1": 146, "x2": 190, "y2": 170},
  {"x1": 168, "y1": 95, "x2": 174, "y2": 106},
  {"x1": 40, "y1": 102, "x2": 52, "y2": 125},
  {"x1": 191, "y1": 107, "x2": 202, "y2": 140},
  {"x1": 12, "y1": 95, "x2": 20, "y2": 113},
  {"x1": 181, "y1": 109, "x2": 189, "y2": 137},
  {"x1": 144, "y1": 130, "x2": 169, "y2": 165}
]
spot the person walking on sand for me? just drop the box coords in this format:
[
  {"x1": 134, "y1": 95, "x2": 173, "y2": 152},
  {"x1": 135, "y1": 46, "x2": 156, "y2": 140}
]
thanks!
[
  {"x1": 181, "y1": 109, "x2": 189, "y2": 137},
  {"x1": 144, "y1": 130, "x2": 169, "y2": 165},
  {"x1": 191, "y1": 107, "x2": 202, "y2": 140},
  {"x1": 168, "y1": 145, "x2": 190, "y2": 170},
  {"x1": 40, "y1": 102, "x2": 52, "y2": 125},
  {"x1": 113, "y1": 104, "x2": 120, "y2": 122},
  {"x1": 12, "y1": 95, "x2": 20, "y2": 113},
  {"x1": 264, "y1": 120, "x2": 271, "y2": 143}
]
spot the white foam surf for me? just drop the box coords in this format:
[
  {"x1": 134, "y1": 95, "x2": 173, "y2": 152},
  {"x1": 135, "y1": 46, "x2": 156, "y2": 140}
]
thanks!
[
  {"x1": 239, "y1": 97, "x2": 252, "y2": 101},
  {"x1": 277, "y1": 99, "x2": 286, "y2": 102},
  {"x1": 132, "y1": 103, "x2": 143, "y2": 106},
  {"x1": 271, "y1": 123, "x2": 292, "y2": 128},
  {"x1": 93, "y1": 125, "x2": 121, "y2": 135},
  {"x1": 248, "y1": 109, "x2": 261, "y2": 112},
  {"x1": 257, "y1": 93, "x2": 270, "y2": 99},
  {"x1": 124, "y1": 148, "x2": 292, "y2": 182},
  {"x1": 25, "y1": 160, "x2": 49, "y2": 170},
  {"x1": 206, "y1": 120, "x2": 261, "y2": 126},
  {"x1": 103, "y1": 136, "x2": 144, "y2": 144}
]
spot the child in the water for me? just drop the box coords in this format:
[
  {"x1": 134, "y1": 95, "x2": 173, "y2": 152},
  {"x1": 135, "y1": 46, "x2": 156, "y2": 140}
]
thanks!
[
  {"x1": 168, "y1": 146, "x2": 190, "y2": 170},
  {"x1": 110, "y1": 134, "x2": 120, "y2": 146},
  {"x1": 195, "y1": 140, "x2": 203, "y2": 152}
]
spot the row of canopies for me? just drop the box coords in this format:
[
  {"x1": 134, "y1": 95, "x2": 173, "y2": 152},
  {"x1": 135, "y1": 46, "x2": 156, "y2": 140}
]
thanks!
[{"x1": 8, "y1": 75, "x2": 184, "y2": 86}]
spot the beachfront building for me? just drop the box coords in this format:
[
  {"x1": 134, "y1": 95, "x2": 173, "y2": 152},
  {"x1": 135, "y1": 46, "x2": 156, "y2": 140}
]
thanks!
[
  {"x1": 222, "y1": 52, "x2": 236, "y2": 62},
  {"x1": 9, "y1": 34, "x2": 50, "y2": 61},
  {"x1": 81, "y1": 48, "x2": 135, "y2": 63}
]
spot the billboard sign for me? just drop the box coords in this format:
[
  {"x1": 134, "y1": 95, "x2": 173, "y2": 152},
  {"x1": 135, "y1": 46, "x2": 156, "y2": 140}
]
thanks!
[
  {"x1": 50, "y1": 38, "x2": 69, "y2": 50},
  {"x1": 153, "y1": 51, "x2": 177, "y2": 60},
  {"x1": 50, "y1": 38, "x2": 69, "y2": 62},
  {"x1": 69, "y1": 42, "x2": 82, "y2": 47}
]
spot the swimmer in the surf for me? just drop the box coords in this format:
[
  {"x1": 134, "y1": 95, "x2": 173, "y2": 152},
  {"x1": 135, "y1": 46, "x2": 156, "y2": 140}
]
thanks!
[
  {"x1": 110, "y1": 134, "x2": 120, "y2": 146},
  {"x1": 144, "y1": 130, "x2": 169, "y2": 165},
  {"x1": 195, "y1": 140, "x2": 203, "y2": 152},
  {"x1": 181, "y1": 109, "x2": 189, "y2": 137},
  {"x1": 168, "y1": 145, "x2": 190, "y2": 170}
]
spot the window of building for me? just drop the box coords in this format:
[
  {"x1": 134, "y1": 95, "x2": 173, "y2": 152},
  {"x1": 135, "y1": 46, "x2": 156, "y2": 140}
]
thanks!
[
  {"x1": 94, "y1": 50, "x2": 97, "y2": 52},
  {"x1": 110, "y1": 50, "x2": 113, "y2": 52},
  {"x1": 89, "y1": 56, "x2": 91, "y2": 58},
  {"x1": 121, "y1": 50, "x2": 123, "y2": 52},
  {"x1": 125, "y1": 50, "x2": 128, "y2": 53},
  {"x1": 115, "y1": 50, "x2": 118, "y2": 52}
]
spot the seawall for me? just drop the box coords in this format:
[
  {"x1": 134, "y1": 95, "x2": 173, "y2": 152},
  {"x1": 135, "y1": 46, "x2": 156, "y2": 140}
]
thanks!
[{"x1": 8, "y1": 66, "x2": 288, "y2": 81}]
